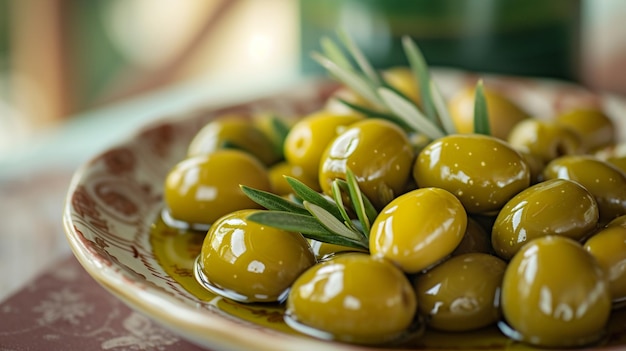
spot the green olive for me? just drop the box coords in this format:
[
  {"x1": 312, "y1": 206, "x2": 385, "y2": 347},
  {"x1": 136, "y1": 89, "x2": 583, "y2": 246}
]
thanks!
[
  {"x1": 501, "y1": 236, "x2": 611, "y2": 348},
  {"x1": 542, "y1": 155, "x2": 626, "y2": 224},
  {"x1": 198, "y1": 209, "x2": 315, "y2": 303},
  {"x1": 163, "y1": 150, "x2": 271, "y2": 225},
  {"x1": 447, "y1": 86, "x2": 529, "y2": 140},
  {"x1": 414, "y1": 253, "x2": 506, "y2": 332},
  {"x1": 268, "y1": 161, "x2": 320, "y2": 196},
  {"x1": 452, "y1": 217, "x2": 493, "y2": 256},
  {"x1": 370, "y1": 187, "x2": 467, "y2": 274},
  {"x1": 584, "y1": 225, "x2": 626, "y2": 304},
  {"x1": 608, "y1": 155, "x2": 626, "y2": 175},
  {"x1": 285, "y1": 252, "x2": 417, "y2": 344},
  {"x1": 556, "y1": 108, "x2": 616, "y2": 152},
  {"x1": 413, "y1": 134, "x2": 530, "y2": 214},
  {"x1": 607, "y1": 214, "x2": 626, "y2": 228},
  {"x1": 492, "y1": 178, "x2": 599, "y2": 260},
  {"x1": 187, "y1": 115, "x2": 281, "y2": 166},
  {"x1": 283, "y1": 110, "x2": 363, "y2": 181},
  {"x1": 507, "y1": 118, "x2": 583, "y2": 164},
  {"x1": 319, "y1": 118, "x2": 415, "y2": 209}
]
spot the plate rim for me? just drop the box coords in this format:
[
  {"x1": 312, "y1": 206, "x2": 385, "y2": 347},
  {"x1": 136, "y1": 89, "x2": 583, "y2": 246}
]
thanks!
[{"x1": 62, "y1": 71, "x2": 626, "y2": 351}]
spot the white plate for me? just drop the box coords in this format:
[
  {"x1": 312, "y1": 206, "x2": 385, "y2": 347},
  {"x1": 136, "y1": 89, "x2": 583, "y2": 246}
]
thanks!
[{"x1": 63, "y1": 70, "x2": 626, "y2": 351}]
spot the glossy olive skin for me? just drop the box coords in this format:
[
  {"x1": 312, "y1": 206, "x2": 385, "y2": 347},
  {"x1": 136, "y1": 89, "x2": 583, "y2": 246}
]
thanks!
[
  {"x1": 285, "y1": 252, "x2": 417, "y2": 345},
  {"x1": 187, "y1": 115, "x2": 281, "y2": 166},
  {"x1": 507, "y1": 118, "x2": 582, "y2": 164},
  {"x1": 414, "y1": 253, "x2": 506, "y2": 331},
  {"x1": 447, "y1": 86, "x2": 529, "y2": 140},
  {"x1": 199, "y1": 209, "x2": 316, "y2": 303},
  {"x1": 492, "y1": 178, "x2": 599, "y2": 260},
  {"x1": 608, "y1": 155, "x2": 626, "y2": 174},
  {"x1": 585, "y1": 225, "x2": 626, "y2": 304},
  {"x1": 501, "y1": 236, "x2": 611, "y2": 348},
  {"x1": 414, "y1": 134, "x2": 530, "y2": 214},
  {"x1": 542, "y1": 155, "x2": 626, "y2": 224},
  {"x1": 283, "y1": 111, "x2": 363, "y2": 180},
  {"x1": 268, "y1": 161, "x2": 320, "y2": 196},
  {"x1": 319, "y1": 118, "x2": 415, "y2": 209},
  {"x1": 607, "y1": 214, "x2": 626, "y2": 228},
  {"x1": 556, "y1": 108, "x2": 616, "y2": 152},
  {"x1": 164, "y1": 150, "x2": 272, "y2": 225},
  {"x1": 370, "y1": 187, "x2": 467, "y2": 274}
]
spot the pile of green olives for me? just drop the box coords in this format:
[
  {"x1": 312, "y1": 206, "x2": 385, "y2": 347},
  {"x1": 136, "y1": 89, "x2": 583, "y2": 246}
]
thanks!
[{"x1": 159, "y1": 68, "x2": 626, "y2": 348}]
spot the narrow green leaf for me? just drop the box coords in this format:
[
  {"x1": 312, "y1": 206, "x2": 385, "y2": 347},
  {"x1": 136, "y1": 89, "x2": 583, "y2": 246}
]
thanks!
[
  {"x1": 345, "y1": 168, "x2": 371, "y2": 235},
  {"x1": 246, "y1": 211, "x2": 330, "y2": 235},
  {"x1": 320, "y1": 36, "x2": 353, "y2": 71},
  {"x1": 473, "y1": 80, "x2": 491, "y2": 135},
  {"x1": 378, "y1": 87, "x2": 445, "y2": 140},
  {"x1": 240, "y1": 185, "x2": 309, "y2": 215},
  {"x1": 268, "y1": 115, "x2": 291, "y2": 157},
  {"x1": 330, "y1": 180, "x2": 360, "y2": 232},
  {"x1": 402, "y1": 36, "x2": 437, "y2": 124},
  {"x1": 335, "y1": 179, "x2": 378, "y2": 229},
  {"x1": 303, "y1": 202, "x2": 365, "y2": 243},
  {"x1": 337, "y1": 30, "x2": 381, "y2": 85},
  {"x1": 429, "y1": 79, "x2": 456, "y2": 135},
  {"x1": 336, "y1": 98, "x2": 412, "y2": 130},
  {"x1": 246, "y1": 211, "x2": 367, "y2": 250},
  {"x1": 285, "y1": 176, "x2": 344, "y2": 221},
  {"x1": 311, "y1": 52, "x2": 384, "y2": 109}
]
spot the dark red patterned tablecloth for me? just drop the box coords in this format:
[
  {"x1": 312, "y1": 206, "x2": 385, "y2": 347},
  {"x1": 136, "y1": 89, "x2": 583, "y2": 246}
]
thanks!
[{"x1": 0, "y1": 254, "x2": 209, "y2": 351}]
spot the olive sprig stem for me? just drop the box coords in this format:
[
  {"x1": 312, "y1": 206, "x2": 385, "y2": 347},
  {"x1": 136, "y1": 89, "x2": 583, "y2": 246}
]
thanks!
[
  {"x1": 240, "y1": 169, "x2": 377, "y2": 250},
  {"x1": 312, "y1": 30, "x2": 491, "y2": 139}
]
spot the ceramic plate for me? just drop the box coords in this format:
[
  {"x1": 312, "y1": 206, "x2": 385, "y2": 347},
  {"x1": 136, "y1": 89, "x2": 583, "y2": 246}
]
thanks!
[{"x1": 64, "y1": 69, "x2": 626, "y2": 351}]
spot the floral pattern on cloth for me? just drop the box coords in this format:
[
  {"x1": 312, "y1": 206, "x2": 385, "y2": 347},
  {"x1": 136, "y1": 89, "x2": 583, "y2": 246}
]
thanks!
[{"x1": 0, "y1": 255, "x2": 206, "y2": 351}]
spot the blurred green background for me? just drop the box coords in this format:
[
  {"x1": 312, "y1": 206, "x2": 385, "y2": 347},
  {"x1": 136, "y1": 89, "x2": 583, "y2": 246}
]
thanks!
[{"x1": 0, "y1": 0, "x2": 625, "y2": 158}]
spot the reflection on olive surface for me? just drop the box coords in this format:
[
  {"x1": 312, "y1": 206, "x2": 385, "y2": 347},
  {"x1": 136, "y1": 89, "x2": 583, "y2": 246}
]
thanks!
[
  {"x1": 414, "y1": 253, "x2": 506, "y2": 332},
  {"x1": 413, "y1": 134, "x2": 530, "y2": 214},
  {"x1": 492, "y1": 178, "x2": 599, "y2": 260},
  {"x1": 501, "y1": 236, "x2": 611, "y2": 348},
  {"x1": 198, "y1": 209, "x2": 316, "y2": 303}
]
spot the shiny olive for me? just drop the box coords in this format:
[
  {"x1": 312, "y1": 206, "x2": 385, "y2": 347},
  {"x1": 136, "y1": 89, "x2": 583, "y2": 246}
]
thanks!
[
  {"x1": 198, "y1": 209, "x2": 315, "y2": 303},
  {"x1": 370, "y1": 187, "x2": 467, "y2": 274},
  {"x1": 607, "y1": 214, "x2": 626, "y2": 228},
  {"x1": 319, "y1": 118, "x2": 415, "y2": 209},
  {"x1": 507, "y1": 118, "x2": 583, "y2": 164},
  {"x1": 163, "y1": 150, "x2": 271, "y2": 225},
  {"x1": 584, "y1": 225, "x2": 626, "y2": 304},
  {"x1": 452, "y1": 217, "x2": 492, "y2": 256},
  {"x1": 556, "y1": 108, "x2": 616, "y2": 152},
  {"x1": 608, "y1": 155, "x2": 626, "y2": 174},
  {"x1": 285, "y1": 252, "x2": 417, "y2": 345},
  {"x1": 492, "y1": 178, "x2": 599, "y2": 260},
  {"x1": 268, "y1": 161, "x2": 320, "y2": 196},
  {"x1": 187, "y1": 115, "x2": 281, "y2": 166},
  {"x1": 501, "y1": 236, "x2": 611, "y2": 348},
  {"x1": 447, "y1": 86, "x2": 529, "y2": 140},
  {"x1": 413, "y1": 134, "x2": 530, "y2": 214},
  {"x1": 381, "y1": 66, "x2": 421, "y2": 107},
  {"x1": 414, "y1": 253, "x2": 506, "y2": 331},
  {"x1": 542, "y1": 155, "x2": 626, "y2": 224},
  {"x1": 283, "y1": 110, "x2": 363, "y2": 180}
]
